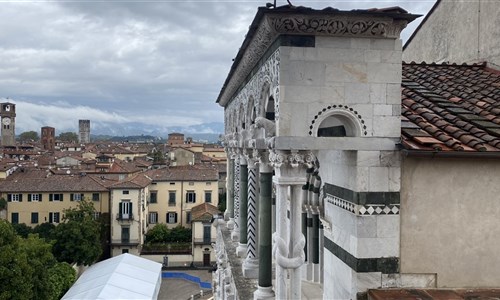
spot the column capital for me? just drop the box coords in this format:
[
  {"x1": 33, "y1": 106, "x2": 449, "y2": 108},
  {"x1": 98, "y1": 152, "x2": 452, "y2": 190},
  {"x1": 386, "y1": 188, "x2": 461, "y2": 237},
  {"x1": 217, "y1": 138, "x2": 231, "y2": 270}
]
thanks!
[{"x1": 244, "y1": 148, "x2": 261, "y2": 169}]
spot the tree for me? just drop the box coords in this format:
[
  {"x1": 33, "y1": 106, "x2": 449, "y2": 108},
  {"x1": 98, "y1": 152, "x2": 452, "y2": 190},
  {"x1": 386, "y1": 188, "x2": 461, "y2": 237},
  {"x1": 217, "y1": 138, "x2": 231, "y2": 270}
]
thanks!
[
  {"x1": 52, "y1": 199, "x2": 102, "y2": 265},
  {"x1": 48, "y1": 262, "x2": 76, "y2": 300},
  {"x1": 0, "y1": 220, "x2": 34, "y2": 300},
  {"x1": 12, "y1": 223, "x2": 33, "y2": 238},
  {"x1": 145, "y1": 223, "x2": 170, "y2": 244},
  {"x1": 18, "y1": 130, "x2": 39, "y2": 142},
  {"x1": 33, "y1": 222, "x2": 56, "y2": 241},
  {"x1": 149, "y1": 149, "x2": 165, "y2": 164},
  {"x1": 58, "y1": 132, "x2": 78, "y2": 142}
]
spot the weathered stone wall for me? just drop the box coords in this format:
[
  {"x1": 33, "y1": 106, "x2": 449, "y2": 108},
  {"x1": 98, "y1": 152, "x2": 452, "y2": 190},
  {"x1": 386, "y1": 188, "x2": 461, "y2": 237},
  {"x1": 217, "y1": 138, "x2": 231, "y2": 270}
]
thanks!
[
  {"x1": 403, "y1": 0, "x2": 500, "y2": 67},
  {"x1": 401, "y1": 157, "x2": 500, "y2": 287}
]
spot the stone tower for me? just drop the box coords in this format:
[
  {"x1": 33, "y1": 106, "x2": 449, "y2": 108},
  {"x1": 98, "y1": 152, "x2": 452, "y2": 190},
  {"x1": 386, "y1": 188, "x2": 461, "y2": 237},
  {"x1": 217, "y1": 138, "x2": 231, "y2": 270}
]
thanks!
[
  {"x1": 0, "y1": 102, "x2": 16, "y2": 146},
  {"x1": 41, "y1": 126, "x2": 55, "y2": 151},
  {"x1": 78, "y1": 119, "x2": 90, "y2": 144}
]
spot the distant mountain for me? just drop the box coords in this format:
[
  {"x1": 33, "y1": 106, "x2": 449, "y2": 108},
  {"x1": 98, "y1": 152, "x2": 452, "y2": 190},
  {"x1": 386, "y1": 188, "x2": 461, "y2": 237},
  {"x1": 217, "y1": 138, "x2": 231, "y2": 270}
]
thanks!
[
  {"x1": 91, "y1": 122, "x2": 223, "y2": 136},
  {"x1": 90, "y1": 121, "x2": 224, "y2": 143}
]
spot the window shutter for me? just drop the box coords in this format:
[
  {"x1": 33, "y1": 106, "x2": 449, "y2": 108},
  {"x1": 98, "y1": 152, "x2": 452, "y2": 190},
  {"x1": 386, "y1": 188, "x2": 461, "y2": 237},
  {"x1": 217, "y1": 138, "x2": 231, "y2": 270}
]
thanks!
[
  {"x1": 185, "y1": 193, "x2": 188, "y2": 202},
  {"x1": 174, "y1": 213, "x2": 178, "y2": 223},
  {"x1": 7, "y1": 194, "x2": 11, "y2": 202},
  {"x1": 19, "y1": 194, "x2": 23, "y2": 202},
  {"x1": 130, "y1": 203, "x2": 133, "y2": 217},
  {"x1": 49, "y1": 212, "x2": 53, "y2": 222},
  {"x1": 39, "y1": 194, "x2": 42, "y2": 202},
  {"x1": 81, "y1": 193, "x2": 84, "y2": 200},
  {"x1": 119, "y1": 203, "x2": 123, "y2": 216},
  {"x1": 193, "y1": 193, "x2": 196, "y2": 202},
  {"x1": 60, "y1": 194, "x2": 63, "y2": 201},
  {"x1": 70, "y1": 193, "x2": 74, "y2": 201},
  {"x1": 28, "y1": 194, "x2": 32, "y2": 202},
  {"x1": 49, "y1": 194, "x2": 53, "y2": 201},
  {"x1": 166, "y1": 213, "x2": 169, "y2": 223}
]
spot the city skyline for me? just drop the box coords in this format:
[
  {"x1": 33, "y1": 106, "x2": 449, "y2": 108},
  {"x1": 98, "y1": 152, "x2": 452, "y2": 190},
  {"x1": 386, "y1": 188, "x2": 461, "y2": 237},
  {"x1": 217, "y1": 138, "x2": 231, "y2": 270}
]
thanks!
[{"x1": 0, "y1": 1, "x2": 434, "y2": 134}]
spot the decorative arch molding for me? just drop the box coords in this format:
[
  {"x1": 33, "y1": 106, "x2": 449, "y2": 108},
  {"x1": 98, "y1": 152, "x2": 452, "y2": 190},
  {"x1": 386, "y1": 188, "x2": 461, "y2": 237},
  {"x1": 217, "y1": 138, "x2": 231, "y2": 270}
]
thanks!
[
  {"x1": 224, "y1": 49, "x2": 280, "y2": 135},
  {"x1": 308, "y1": 105, "x2": 367, "y2": 137}
]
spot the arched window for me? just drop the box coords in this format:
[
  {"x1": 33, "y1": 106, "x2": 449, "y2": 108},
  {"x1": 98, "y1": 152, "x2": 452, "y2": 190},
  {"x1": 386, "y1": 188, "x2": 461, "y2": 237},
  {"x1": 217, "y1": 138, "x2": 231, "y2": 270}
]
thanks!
[
  {"x1": 317, "y1": 114, "x2": 359, "y2": 137},
  {"x1": 265, "y1": 96, "x2": 275, "y2": 121}
]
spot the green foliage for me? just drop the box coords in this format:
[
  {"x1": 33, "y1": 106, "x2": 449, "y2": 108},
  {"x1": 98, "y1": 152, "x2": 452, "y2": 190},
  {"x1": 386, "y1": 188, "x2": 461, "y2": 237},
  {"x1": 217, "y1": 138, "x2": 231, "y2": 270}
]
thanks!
[
  {"x1": 21, "y1": 234, "x2": 58, "y2": 300},
  {"x1": 18, "y1": 130, "x2": 39, "y2": 142},
  {"x1": 48, "y1": 262, "x2": 76, "y2": 300},
  {"x1": 33, "y1": 222, "x2": 56, "y2": 241},
  {"x1": 0, "y1": 220, "x2": 34, "y2": 300},
  {"x1": 149, "y1": 149, "x2": 165, "y2": 164},
  {"x1": 12, "y1": 223, "x2": 33, "y2": 238},
  {"x1": 145, "y1": 224, "x2": 191, "y2": 244},
  {"x1": 145, "y1": 223, "x2": 170, "y2": 244},
  {"x1": 58, "y1": 132, "x2": 78, "y2": 142},
  {"x1": 52, "y1": 199, "x2": 102, "y2": 265},
  {"x1": 0, "y1": 221, "x2": 77, "y2": 300},
  {"x1": 0, "y1": 197, "x2": 6, "y2": 210}
]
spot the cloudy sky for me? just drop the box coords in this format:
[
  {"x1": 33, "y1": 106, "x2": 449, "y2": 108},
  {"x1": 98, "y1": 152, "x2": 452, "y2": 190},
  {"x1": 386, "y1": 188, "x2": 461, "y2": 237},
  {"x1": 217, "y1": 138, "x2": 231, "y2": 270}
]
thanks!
[{"x1": 0, "y1": 0, "x2": 435, "y2": 136}]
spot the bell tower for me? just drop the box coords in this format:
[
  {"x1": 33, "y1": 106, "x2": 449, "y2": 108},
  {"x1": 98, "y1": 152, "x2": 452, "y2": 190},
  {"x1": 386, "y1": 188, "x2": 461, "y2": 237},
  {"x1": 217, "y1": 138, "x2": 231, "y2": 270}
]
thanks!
[{"x1": 0, "y1": 102, "x2": 16, "y2": 146}]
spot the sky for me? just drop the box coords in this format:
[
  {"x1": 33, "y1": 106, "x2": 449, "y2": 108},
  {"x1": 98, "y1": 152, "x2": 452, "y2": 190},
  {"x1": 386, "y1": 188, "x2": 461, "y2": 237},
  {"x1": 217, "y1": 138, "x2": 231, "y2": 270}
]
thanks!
[{"x1": 0, "y1": 0, "x2": 436, "y2": 136}]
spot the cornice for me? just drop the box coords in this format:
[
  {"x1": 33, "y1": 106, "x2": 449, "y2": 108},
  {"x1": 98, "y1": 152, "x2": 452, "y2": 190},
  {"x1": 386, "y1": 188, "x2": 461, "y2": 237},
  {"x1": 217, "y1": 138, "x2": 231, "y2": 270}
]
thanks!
[{"x1": 217, "y1": 7, "x2": 418, "y2": 108}]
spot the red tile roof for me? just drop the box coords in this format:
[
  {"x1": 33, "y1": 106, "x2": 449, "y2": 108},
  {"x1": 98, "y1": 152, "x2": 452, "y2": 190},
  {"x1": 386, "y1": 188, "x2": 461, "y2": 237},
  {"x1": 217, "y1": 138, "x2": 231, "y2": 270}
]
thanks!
[
  {"x1": 191, "y1": 202, "x2": 220, "y2": 222},
  {"x1": 0, "y1": 173, "x2": 108, "y2": 192},
  {"x1": 401, "y1": 62, "x2": 500, "y2": 152}
]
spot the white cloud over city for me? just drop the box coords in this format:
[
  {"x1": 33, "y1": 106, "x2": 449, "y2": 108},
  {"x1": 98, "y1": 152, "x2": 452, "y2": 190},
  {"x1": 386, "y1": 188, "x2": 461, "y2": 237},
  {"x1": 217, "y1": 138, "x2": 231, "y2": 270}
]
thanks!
[{"x1": 0, "y1": 0, "x2": 435, "y2": 135}]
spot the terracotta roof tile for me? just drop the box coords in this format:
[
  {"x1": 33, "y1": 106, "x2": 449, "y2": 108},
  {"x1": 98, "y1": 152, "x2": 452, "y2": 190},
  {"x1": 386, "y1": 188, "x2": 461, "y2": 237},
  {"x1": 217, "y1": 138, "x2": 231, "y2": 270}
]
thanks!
[{"x1": 401, "y1": 62, "x2": 500, "y2": 152}]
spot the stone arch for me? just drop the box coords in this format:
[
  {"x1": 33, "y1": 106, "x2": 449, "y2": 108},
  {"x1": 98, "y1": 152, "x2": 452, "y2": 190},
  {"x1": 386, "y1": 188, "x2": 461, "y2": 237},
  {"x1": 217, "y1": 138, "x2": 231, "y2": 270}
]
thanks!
[
  {"x1": 308, "y1": 105, "x2": 366, "y2": 137},
  {"x1": 247, "y1": 96, "x2": 257, "y2": 126},
  {"x1": 258, "y1": 79, "x2": 272, "y2": 119},
  {"x1": 239, "y1": 102, "x2": 246, "y2": 130}
]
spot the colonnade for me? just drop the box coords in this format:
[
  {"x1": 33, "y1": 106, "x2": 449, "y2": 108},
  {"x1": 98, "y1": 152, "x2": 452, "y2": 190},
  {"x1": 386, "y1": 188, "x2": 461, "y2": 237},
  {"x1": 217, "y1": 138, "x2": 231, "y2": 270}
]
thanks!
[{"x1": 221, "y1": 140, "x2": 320, "y2": 299}]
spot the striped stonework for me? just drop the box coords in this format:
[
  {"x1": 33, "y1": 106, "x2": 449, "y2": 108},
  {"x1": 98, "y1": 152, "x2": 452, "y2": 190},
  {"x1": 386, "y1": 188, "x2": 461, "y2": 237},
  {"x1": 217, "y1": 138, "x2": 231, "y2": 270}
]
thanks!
[{"x1": 247, "y1": 167, "x2": 258, "y2": 259}]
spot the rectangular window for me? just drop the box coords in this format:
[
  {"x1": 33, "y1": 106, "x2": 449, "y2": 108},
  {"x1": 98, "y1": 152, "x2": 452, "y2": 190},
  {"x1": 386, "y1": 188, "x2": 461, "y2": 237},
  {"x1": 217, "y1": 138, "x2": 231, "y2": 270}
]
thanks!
[
  {"x1": 167, "y1": 212, "x2": 177, "y2": 224},
  {"x1": 122, "y1": 190, "x2": 129, "y2": 195},
  {"x1": 169, "y1": 182, "x2": 175, "y2": 185},
  {"x1": 11, "y1": 212, "x2": 19, "y2": 224},
  {"x1": 28, "y1": 194, "x2": 42, "y2": 202},
  {"x1": 205, "y1": 191, "x2": 212, "y2": 203},
  {"x1": 31, "y1": 212, "x2": 39, "y2": 224},
  {"x1": 8, "y1": 193, "x2": 22, "y2": 202},
  {"x1": 203, "y1": 225, "x2": 211, "y2": 244},
  {"x1": 188, "y1": 182, "x2": 194, "y2": 186},
  {"x1": 149, "y1": 191, "x2": 157, "y2": 204},
  {"x1": 206, "y1": 182, "x2": 211, "y2": 185},
  {"x1": 121, "y1": 227, "x2": 130, "y2": 243},
  {"x1": 49, "y1": 212, "x2": 60, "y2": 224},
  {"x1": 149, "y1": 212, "x2": 158, "y2": 224},
  {"x1": 92, "y1": 193, "x2": 100, "y2": 201},
  {"x1": 93, "y1": 212, "x2": 101, "y2": 220},
  {"x1": 71, "y1": 193, "x2": 84, "y2": 201},
  {"x1": 186, "y1": 211, "x2": 191, "y2": 224},
  {"x1": 186, "y1": 191, "x2": 196, "y2": 203},
  {"x1": 49, "y1": 194, "x2": 64, "y2": 202},
  {"x1": 168, "y1": 192, "x2": 176, "y2": 206},
  {"x1": 122, "y1": 249, "x2": 129, "y2": 254},
  {"x1": 119, "y1": 201, "x2": 133, "y2": 220}
]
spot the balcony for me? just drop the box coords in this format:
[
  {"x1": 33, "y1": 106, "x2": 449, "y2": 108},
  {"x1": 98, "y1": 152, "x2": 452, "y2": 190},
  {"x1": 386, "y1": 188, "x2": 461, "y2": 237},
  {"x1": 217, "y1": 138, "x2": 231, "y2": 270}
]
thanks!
[
  {"x1": 193, "y1": 237, "x2": 216, "y2": 245},
  {"x1": 116, "y1": 213, "x2": 134, "y2": 221},
  {"x1": 110, "y1": 239, "x2": 140, "y2": 246}
]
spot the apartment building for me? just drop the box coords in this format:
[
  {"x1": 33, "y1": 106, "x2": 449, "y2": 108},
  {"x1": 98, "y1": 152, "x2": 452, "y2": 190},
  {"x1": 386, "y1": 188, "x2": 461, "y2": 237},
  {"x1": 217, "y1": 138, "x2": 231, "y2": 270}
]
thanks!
[
  {"x1": 146, "y1": 165, "x2": 218, "y2": 229},
  {"x1": 0, "y1": 170, "x2": 109, "y2": 226},
  {"x1": 109, "y1": 173, "x2": 152, "y2": 257},
  {"x1": 191, "y1": 202, "x2": 220, "y2": 267}
]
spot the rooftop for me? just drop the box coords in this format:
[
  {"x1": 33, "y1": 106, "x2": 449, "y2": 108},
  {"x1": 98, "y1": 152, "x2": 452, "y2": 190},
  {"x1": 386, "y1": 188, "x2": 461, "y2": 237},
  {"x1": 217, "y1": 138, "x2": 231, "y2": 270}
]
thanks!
[{"x1": 401, "y1": 62, "x2": 500, "y2": 153}]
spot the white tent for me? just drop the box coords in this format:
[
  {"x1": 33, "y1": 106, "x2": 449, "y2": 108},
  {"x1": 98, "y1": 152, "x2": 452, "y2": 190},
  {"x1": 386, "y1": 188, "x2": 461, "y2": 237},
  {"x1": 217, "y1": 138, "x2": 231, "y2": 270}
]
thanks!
[{"x1": 62, "y1": 254, "x2": 162, "y2": 300}]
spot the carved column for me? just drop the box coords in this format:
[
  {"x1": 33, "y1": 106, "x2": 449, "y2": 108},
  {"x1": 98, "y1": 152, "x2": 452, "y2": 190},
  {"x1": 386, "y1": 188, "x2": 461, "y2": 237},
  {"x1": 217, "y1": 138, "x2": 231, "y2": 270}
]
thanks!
[
  {"x1": 226, "y1": 154, "x2": 235, "y2": 229},
  {"x1": 243, "y1": 150, "x2": 260, "y2": 278},
  {"x1": 253, "y1": 151, "x2": 275, "y2": 300},
  {"x1": 231, "y1": 152, "x2": 240, "y2": 241},
  {"x1": 236, "y1": 154, "x2": 248, "y2": 257},
  {"x1": 271, "y1": 150, "x2": 314, "y2": 299}
]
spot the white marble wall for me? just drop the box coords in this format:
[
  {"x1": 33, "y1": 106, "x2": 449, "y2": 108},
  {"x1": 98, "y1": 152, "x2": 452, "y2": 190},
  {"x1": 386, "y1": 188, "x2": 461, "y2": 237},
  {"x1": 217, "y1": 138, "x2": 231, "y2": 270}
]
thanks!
[{"x1": 278, "y1": 36, "x2": 402, "y2": 138}]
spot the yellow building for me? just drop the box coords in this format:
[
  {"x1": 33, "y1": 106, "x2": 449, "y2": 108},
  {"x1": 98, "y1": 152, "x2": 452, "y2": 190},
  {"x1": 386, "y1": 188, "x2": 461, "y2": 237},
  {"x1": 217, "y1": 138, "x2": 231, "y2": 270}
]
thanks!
[
  {"x1": 147, "y1": 165, "x2": 219, "y2": 229},
  {"x1": 0, "y1": 171, "x2": 109, "y2": 226},
  {"x1": 109, "y1": 173, "x2": 151, "y2": 257},
  {"x1": 191, "y1": 202, "x2": 220, "y2": 267}
]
